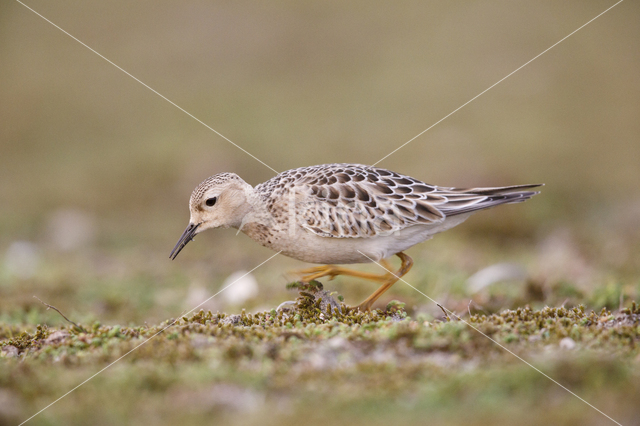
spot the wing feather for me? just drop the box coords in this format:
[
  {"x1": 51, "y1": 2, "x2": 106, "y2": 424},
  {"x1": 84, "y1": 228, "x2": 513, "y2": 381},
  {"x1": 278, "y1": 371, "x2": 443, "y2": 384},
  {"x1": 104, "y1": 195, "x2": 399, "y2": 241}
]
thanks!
[{"x1": 254, "y1": 164, "x2": 542, "y2": 239}]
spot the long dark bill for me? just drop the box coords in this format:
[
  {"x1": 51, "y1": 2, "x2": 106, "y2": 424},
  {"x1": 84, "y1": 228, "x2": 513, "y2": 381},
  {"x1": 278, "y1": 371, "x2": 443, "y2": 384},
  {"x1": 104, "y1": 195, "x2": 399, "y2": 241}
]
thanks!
[{"x1": 170, "y1": 222, "x2": 201, "y2": 260}]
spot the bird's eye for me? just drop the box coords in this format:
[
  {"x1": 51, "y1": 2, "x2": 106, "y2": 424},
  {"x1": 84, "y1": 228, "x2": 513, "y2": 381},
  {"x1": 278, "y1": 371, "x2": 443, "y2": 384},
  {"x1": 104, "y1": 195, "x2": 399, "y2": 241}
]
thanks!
[{"x1": 205, "y1": 197, "x2": 217, "y2": 207}]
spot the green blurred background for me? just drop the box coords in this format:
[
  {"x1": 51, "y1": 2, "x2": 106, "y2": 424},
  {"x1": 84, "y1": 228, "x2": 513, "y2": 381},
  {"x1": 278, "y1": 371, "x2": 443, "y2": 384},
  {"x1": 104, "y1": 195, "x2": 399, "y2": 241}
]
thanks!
[{"x1": 1, "y1": 0, "x2": 639, "y2": 324}]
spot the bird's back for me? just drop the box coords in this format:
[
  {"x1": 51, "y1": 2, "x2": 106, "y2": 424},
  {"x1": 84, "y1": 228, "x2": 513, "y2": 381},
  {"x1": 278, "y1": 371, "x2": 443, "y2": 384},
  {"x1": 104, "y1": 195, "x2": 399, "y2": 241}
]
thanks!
[{"x1": 254, "y1": 164, "x2": 541, "y2": 240}]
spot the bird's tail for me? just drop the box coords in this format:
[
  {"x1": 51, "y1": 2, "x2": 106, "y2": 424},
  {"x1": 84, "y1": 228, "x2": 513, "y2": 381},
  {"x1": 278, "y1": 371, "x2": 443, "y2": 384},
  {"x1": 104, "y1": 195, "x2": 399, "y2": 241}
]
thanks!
[{"x1": 438, "y1": 183, "x2": 543, "y2": 217}]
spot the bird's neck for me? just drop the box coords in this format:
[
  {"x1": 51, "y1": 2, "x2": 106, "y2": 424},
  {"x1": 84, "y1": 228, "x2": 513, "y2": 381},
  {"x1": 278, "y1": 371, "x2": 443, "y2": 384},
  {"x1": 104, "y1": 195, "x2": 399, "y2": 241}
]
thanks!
[{"x1": 232, "y1": 188, "x2": 275, "y2": 232}]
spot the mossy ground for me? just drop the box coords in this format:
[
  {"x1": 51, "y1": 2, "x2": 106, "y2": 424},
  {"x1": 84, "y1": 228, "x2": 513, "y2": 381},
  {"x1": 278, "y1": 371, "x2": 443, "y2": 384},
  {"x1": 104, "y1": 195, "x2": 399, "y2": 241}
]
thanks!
[{"x1": 2, "y1": 282, "x2": 639, "y2": 426}]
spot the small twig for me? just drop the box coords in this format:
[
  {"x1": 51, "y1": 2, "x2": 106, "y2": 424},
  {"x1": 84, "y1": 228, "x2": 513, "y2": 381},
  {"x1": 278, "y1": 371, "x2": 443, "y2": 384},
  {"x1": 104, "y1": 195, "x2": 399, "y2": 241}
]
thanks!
[
  {"x1": 468, "y1": 300, "x2": 473, "y2": 317},
  {"x1": 437, "y1": 304, "x2": 451, "y2": 322},
  {"x1": 33, "y1": 296, "x2": 86, "y2": 332}
]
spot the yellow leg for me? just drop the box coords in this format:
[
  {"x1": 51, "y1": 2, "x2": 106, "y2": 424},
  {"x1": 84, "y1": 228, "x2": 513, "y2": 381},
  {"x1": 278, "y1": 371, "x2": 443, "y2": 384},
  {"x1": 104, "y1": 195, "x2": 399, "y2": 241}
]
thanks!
[
  {"x1": 295, "y1": 259, "x2": 394, "y2": 283},
  {"x1": 292, "y1": 252, "x2": 414, "y2": 312},
  {"x1": 354, "y1": 252, "x2": 413, "y2": 312}
]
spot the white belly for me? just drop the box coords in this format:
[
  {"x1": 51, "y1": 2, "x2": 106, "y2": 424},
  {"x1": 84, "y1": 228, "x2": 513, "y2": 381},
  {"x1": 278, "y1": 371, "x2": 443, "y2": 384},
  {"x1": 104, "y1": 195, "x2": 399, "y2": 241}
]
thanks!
[{"x1": 246, "y1": 213, "x2": 471, "y2": 265}]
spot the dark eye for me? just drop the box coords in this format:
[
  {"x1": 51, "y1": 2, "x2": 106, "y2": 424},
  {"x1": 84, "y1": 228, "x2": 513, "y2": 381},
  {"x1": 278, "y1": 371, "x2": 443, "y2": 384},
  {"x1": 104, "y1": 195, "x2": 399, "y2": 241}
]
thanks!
[{"x1": 205, "y1": 197, "x2": 217, "y2": 207}]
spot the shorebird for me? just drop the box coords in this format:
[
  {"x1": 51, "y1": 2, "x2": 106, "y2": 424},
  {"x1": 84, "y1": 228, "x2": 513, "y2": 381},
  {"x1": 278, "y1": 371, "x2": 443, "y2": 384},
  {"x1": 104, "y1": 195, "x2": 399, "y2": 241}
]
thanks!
[{"x1": 170, "y1": 164, "x2": 541, "y2": 311}]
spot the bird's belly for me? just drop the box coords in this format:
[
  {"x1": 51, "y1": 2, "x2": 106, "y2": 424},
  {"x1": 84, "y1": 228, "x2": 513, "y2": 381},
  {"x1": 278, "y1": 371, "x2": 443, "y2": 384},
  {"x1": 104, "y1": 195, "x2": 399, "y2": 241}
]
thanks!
[
  {"x1": 279, "y1": 235, "x2": 378, "y2": 264},
  {"x1": 241, "y1": 217, "x2": 470, "y2": 265},
  {"x1": 245, "y1": 225, "x2": 429, "y2": 264}
]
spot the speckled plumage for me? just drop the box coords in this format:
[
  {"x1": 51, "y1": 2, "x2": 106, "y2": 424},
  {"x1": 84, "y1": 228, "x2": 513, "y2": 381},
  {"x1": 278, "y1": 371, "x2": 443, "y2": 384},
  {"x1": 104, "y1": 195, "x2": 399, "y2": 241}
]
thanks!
[
  {"x1": 189, "y1": 173, "x2": 242, "y2": 211},
  {"x1": 254, "y1": 164, "x2": 539, "y2": 240},
  {"x1": 176, "y1": 163, "x2": 541, "y2": 265}
]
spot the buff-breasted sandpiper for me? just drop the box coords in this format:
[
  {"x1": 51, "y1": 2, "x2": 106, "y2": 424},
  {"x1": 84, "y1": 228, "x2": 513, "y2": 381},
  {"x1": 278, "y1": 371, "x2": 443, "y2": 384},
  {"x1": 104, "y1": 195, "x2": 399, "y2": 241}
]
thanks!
[{"x1": 171, "y1": 164, "x2": 541, "y2": 311}]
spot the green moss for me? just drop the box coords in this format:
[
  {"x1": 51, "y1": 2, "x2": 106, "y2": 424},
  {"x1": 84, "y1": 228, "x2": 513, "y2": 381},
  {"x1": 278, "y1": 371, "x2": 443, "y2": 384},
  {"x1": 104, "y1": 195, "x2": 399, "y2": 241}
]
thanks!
[
  {"x1": 1, "y1": 324, "x2": 49, "y2": 352},
  {"x1": 2, "y1": 292, "x2": 640, "y2": 426},
  {"x1": 1, "y1": 302, "x2": 634, "y2": 421},
  {"x1": 3, "y1": 293, "x2": 639, "y2": 364}
]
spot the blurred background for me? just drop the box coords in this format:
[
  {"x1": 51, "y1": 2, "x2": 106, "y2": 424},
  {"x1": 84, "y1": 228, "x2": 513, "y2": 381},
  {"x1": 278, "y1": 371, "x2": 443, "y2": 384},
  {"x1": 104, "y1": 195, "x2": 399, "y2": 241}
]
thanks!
[{"x1": 1, "y1": 0, "x2": 639, "y2": 325}]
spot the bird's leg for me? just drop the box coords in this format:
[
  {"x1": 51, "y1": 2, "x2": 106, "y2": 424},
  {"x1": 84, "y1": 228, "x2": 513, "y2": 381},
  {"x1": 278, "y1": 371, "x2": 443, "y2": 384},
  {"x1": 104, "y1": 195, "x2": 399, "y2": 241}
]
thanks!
[
  {"x1": 354, "y1": 252, "x2": 413, "y2": 312},
  {"x1": 295, "y1": 260, "x2": 394, "y2": 283},
  {"x1": 291, "y1": 253, "x2": 413, "y2": 311}
]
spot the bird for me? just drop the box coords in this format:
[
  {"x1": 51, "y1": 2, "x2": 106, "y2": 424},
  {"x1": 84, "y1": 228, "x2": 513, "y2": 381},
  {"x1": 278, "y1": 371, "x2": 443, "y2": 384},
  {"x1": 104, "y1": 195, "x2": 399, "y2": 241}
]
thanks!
[{"x1": 170, "y1": 163, "x2": 541, "y2": 311}]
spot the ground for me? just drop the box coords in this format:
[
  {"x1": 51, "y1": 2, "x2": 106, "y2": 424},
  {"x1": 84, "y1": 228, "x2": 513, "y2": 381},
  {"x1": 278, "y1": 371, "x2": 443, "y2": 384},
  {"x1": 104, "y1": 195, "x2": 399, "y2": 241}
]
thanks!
[{"x1": 2, "y1": 274, "x2": 639, "y2": 426}]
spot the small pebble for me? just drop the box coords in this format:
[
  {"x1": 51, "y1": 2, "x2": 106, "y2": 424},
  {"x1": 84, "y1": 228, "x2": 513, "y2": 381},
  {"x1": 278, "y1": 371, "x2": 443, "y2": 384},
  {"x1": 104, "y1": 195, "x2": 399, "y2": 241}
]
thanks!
[{"x1": 559, "y1": 337, "x2": 576, "y2": 350}]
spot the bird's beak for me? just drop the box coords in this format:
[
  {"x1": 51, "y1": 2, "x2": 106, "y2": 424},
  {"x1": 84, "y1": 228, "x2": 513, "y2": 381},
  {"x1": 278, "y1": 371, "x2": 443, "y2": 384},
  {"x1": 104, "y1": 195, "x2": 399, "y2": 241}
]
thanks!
[{"x1": 170, "y1": 222, "x2": 201, "y2": 260}]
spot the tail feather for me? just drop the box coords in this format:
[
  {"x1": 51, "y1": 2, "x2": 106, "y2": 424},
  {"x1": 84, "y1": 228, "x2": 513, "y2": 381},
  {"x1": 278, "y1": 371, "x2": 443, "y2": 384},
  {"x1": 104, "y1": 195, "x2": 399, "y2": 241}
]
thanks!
[
  {"x1": 449, "y1": 183, "x2": 544, "y2": 195},
  {"x1": 439, "y1": 184, "x2": 543, "y2": 217}
]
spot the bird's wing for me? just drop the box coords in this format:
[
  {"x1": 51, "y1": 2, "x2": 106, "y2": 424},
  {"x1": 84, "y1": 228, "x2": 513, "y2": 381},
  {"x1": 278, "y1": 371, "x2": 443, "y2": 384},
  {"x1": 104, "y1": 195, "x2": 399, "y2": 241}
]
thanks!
[
  {"x1": 258, "y1": 164, "x2": 541, "y2": 239},
  {"x1": 291, "y1": 164, "x2": 446, "y2": 238}
]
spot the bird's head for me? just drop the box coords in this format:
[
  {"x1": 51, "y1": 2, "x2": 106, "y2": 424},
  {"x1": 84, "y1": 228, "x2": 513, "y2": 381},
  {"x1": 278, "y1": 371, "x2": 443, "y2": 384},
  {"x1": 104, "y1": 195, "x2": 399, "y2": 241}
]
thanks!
[{"x1": 170, "y1": 173, "x2": 253, "y2": 259}]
